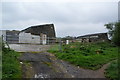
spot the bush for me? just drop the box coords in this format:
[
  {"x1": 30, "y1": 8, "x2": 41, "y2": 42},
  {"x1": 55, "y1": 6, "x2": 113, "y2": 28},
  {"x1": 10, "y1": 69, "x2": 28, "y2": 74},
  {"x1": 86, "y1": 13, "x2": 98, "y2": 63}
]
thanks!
[{"x1": 112, "y1": 22, "x2": 120, "y2": 46}]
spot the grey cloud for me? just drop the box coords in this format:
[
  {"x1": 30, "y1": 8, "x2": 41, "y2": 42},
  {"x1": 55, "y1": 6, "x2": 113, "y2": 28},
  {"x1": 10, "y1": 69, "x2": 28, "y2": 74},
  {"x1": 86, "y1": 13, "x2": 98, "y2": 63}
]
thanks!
[
  {"x1": 2, "y1": 2, "x2": 117, "y2": 23},
  {"x1": 1, "y1": 2, "x2": 118, "y2": 37}
]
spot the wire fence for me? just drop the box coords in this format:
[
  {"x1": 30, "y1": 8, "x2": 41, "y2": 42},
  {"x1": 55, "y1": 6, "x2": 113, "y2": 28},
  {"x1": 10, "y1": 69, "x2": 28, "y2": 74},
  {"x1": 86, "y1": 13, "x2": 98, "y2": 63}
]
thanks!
[
  {"x1": 1, "y1": 35, "x2": 62, "y2": 45},
  {"x1": 0, "y1": 35, "x2": 64, "y2": 52}
]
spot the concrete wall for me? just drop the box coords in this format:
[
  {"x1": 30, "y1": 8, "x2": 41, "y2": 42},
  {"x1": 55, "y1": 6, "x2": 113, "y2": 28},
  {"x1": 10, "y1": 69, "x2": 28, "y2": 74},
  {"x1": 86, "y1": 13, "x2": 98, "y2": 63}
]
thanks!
[{"x1": 19, "y1": 32, "x2": 40, "y2": 44}]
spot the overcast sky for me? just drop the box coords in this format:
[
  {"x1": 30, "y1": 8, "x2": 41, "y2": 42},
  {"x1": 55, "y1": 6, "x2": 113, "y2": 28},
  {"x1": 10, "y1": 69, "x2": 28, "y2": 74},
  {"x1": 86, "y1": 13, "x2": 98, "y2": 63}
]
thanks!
[{"x1": 1, "y1": 1, "x2": 119, "y2": 37}]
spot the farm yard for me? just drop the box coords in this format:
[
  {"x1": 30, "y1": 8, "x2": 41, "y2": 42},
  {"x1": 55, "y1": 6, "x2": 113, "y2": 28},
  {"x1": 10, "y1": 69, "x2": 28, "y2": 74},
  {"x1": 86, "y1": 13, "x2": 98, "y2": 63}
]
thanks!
[
  {"x1": 1, "y1": 1, "x2": 120, "y2": 80},
  {"x1": 1, "y1": 40, "x2": 118, "y2": 79},
  {"x1": 1, "y1": 25, "x2": 119, "y2": 79}
]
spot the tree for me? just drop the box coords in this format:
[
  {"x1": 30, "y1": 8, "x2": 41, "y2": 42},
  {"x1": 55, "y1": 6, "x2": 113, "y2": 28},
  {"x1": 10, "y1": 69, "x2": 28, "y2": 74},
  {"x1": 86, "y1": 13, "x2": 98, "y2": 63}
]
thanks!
[
  {"x1": 62, "y1": 36, "x2": 76, "y2": 40},
  {"x1": 105, "y1": 22, "x2": 120, "y2": 46},
  {"x1": 104, "y1": 23, "x2": 115, "y2": 38},
  {"x1": 112, "y1": 22, "x2": 120, "y2": 46}
]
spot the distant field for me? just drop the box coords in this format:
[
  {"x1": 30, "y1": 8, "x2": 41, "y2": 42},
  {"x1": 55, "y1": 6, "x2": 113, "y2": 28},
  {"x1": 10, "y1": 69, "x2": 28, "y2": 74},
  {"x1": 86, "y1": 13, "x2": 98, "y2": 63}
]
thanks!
[{"x1": 48, "y1": 42, "x2": 118, "y2": 70}]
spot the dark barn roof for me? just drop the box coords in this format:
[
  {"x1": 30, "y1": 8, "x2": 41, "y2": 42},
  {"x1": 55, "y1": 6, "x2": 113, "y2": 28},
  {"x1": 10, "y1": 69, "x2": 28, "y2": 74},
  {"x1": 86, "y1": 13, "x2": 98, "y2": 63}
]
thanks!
[
  {"x1": 77, "y1": 33, "x2": 108, "y2": 39},
  {"x1": 21, "y1": 24, "x2": 56, "y2": 38}
]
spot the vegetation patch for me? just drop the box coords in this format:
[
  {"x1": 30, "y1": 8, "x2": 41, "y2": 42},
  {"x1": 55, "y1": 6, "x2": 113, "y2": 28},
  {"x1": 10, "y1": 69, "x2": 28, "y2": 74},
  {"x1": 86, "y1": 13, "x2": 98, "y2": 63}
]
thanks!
[
  {"x1": 2, "y1": 45, "x2": 22, "y2": 78},
  {"x1": 48, "y1": 42, "x2": 118, "y2": 70},
  {"x1": 105, "y1": 60, "x2": 118, "y2": 80}
]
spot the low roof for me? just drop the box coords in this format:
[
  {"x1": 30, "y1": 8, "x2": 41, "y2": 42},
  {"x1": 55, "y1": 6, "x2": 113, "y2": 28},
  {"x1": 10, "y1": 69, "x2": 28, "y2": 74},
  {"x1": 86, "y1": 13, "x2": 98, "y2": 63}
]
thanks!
[{"x1": 77, "y1": 33, "x2": 108, "y2": 38}]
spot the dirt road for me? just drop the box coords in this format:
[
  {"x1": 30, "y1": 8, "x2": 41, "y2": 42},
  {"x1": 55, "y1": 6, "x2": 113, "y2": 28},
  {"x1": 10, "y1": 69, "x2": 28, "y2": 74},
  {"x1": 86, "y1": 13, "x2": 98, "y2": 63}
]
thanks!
[
  {"x1": 19, "y1": 52, "x2": 109, "y2": 78},
  {"x1": 9, "y1": 44, "x2": 109, "y2": 78},
  {"x1": 19, "y1": 52, "x2": 71, "y2": 78}
]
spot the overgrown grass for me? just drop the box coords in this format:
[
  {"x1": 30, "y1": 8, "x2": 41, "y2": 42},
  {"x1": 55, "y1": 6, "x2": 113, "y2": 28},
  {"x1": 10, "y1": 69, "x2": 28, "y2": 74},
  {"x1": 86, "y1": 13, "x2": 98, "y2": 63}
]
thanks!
[
  {"x1": 48, "y1": 42, "x2": 118, "y2": 70},
  {"x1": 2, "y1": 45, "x2": 22, "y2": 78},
  {"x1": 105, "y1": 61, "x2": 118, "y2": 80}
]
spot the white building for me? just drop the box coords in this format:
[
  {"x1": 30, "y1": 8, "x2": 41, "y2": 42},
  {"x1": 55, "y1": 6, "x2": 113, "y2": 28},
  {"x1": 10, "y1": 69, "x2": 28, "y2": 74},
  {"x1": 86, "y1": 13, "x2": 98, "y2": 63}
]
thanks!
[
  {"x1": 19, "y1": 32, "x2": 40, "y2": 44},
  {"x1": 19, "y1": 32, "x2": 47, "y2": 44},
  {"x1": 19, "y1": 24, "x2": 56, "y2": 44}
]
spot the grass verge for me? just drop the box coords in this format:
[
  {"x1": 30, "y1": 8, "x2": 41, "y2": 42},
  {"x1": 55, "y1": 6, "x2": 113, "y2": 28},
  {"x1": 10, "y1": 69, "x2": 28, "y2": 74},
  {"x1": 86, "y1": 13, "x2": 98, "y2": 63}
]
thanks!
[
  {"x1": 105, "y1": 60, "x2": 118, "y2": 80},
  {"x1": 48, "y1": 42, "x2": 118, "y2": 70},
  {"x1": 2, "y1": 47, "x2": 22, "y2": 78}
]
